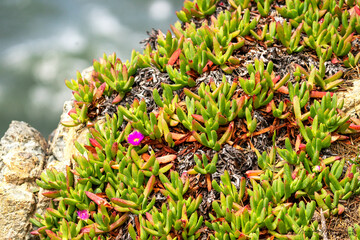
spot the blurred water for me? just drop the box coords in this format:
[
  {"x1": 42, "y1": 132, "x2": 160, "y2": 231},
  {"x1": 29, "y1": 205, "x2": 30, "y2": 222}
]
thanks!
[{"x1": 0, "y1": 0, "x2": 183, "y2": 137}]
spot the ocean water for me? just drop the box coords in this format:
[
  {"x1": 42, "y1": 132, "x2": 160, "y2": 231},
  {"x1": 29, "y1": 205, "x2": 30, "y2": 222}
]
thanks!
[{"x1": 0, "y1": 0, "x2": 183, "y2": 137}]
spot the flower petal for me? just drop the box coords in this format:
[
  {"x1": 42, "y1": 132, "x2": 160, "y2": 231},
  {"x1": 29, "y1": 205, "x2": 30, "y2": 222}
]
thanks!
[{"x1": 128, "y1": 131, "x2": 145, "y2": 146}]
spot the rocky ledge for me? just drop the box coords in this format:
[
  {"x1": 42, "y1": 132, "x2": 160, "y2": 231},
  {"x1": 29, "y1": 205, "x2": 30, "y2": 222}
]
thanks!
[{"x1": 0, "y1": 101, "x2": 89, "y2": 239}]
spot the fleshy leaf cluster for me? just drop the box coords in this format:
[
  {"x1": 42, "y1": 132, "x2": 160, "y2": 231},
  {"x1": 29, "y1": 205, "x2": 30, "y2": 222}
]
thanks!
[{"x1": 32, "y1": 0, "x2": 360, "y2": 239}]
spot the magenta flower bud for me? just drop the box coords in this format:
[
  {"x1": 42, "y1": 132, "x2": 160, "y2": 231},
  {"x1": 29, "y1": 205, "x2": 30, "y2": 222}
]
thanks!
[
  {"x1": 127, "y1": 131, "x2": 144, "y2": 146},
  {"x1": 77, "y1": 210, "x2": 90, "y2": 220}
]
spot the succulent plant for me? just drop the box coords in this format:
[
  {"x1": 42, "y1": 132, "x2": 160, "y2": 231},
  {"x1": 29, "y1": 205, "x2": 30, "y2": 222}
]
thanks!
[
  {"x1": 251, "y1": 21, "x2": 277, "y2": 46},
  {"x1": 254, "y1": 0, "x2": 273, "y2": 17},
  {"x1": 344, "y1": 52, "x2": 360, "y2": 67},
  {"x1": 176, "y1": 0, "x2": 219, "y2": 22},
  {"x1": 188, "y1": 153, "x2": 218, "y2": 175},
  {"x1": 93, "y1": 52, "x2": 138, "y2": 100},
  {"x1": 349, "y1": 224, "x2": 360, "y2": 240},
  {"x1": 276, "y1": 21, "x2": 304, "y2": 54},
  {"x1": 228, "y1": 0, "x2": 251, "y2": 9},
  {"x1": 276, "y1": 0, "x2": 311, "y2": 25},
  {"x1": 31, "y1": 0, "x2": 360, "y2": 239}
]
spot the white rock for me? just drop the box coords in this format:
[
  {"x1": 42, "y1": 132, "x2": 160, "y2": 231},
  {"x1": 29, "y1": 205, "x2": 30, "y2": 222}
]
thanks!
[
  {"x1": 0, "y1": 183, "x2": 36, "y2": 239},
  {"x1": 0, "y1": 121, "x2": 47, "y2": 184},
  {"x1": 337, "y1": 79, "x2": 360, "y2": 117}
]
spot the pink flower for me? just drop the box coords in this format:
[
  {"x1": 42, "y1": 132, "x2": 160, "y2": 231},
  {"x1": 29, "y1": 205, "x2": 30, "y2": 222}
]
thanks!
[
  {"x1": 127, "y1": 131, "x2": 144, "y2": 146},
  {"x1": 77, "y1": 210, "x2": 90, "y2": 220}
]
